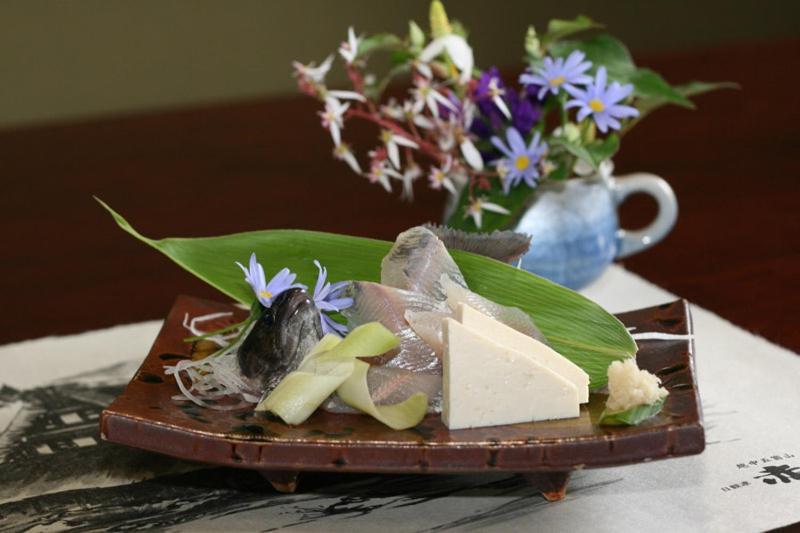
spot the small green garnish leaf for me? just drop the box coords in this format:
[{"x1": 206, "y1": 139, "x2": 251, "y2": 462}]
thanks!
[{"x1": 599, "y1": 397, "x2": 665, "y2": 426}]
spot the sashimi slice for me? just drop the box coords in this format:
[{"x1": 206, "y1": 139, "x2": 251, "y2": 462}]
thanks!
[
  {"x1": 424, "y1": 224, "x2": 532, "y2": 265},
  {"x1": 404, "y1": 309, "x2": 451, "y2": 358},
  {"x1": 343, "y1": 281, "x2": 444, "y2": 373},
  {"x1": 441, "y1": 275, "x2": 547, "y2": 343},
  {"x1": 380, "y1": 226, "x2": 467, "y2": 300}
]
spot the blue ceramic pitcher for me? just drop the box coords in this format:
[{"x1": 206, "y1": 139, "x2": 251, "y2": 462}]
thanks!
[{"x1": 514, "y1": 163, "x2": 678, "y2": 289}]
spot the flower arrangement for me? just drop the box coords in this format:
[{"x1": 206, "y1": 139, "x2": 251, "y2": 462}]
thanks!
[{"x1": 293, "y1": 1, "x2": 729, "y2": 231}]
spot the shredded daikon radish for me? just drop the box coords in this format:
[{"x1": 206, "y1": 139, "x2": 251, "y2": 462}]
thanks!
[{"x1": 164, "y1": 313, "x2": 260, "y2": 410}]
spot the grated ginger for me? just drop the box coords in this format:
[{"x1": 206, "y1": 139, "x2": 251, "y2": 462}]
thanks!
[{"x1": 605, "y1": 359, "x2": 668, "y2": 413}]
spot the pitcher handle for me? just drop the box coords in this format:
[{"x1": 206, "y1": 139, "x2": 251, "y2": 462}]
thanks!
[{"x1": 612, "y1": 173, "x2": 678, "y2": 259}]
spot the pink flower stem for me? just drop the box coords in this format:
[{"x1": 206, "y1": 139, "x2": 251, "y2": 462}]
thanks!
[{"x1": 345, "y1": 107, "x2": 446, "y2": 164}]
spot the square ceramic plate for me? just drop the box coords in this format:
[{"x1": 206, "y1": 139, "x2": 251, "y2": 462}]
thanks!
[{"x1": 100, "y1": 295, "x2": 704, "y2": 500}]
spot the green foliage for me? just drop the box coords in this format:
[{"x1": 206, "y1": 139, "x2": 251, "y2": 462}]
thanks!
[
  {"x1": 541, "y1": 15, "x2": 602, "y2": 48},
  {"x1": 599, "y1": 397, "x2": 665, "y2": 426},
  {"x1": 408, "y1": 20, "x2": 425, "y2": 51},
  {"x1": 99, "y1": 198, "x2": 637, "y2": 388},
  {"x1": 357, "y1": 33, "x2": 404, "y2": 58},
  {"x1": 551, "y1": 134, "x2": 620, "y2": 171}
]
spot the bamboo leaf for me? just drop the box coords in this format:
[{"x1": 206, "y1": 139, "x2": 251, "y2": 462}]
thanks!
[{"x1": 97, "y1": 198, "x2": 636, "y2": 388}]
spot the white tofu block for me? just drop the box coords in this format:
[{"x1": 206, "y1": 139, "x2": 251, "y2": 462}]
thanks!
[
  {"x1": 454, "y1": 302, "x2": 590, "y2": 403},
  {"x1": 442, "y1": 318, "x2": 580, "y2": 430}
]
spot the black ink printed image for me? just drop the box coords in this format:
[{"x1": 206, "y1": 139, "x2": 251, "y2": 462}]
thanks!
[{"x1": 755, "y1": 465, "x2": 800, "y2": 485}]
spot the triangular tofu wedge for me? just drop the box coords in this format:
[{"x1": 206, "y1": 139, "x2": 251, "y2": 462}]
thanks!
[
  {"x1": 443, "y1": 318, "x2": 579, "y2": 430},
  {"x1": 455, "y1": 303, "x2": 590, "y2": 403}
]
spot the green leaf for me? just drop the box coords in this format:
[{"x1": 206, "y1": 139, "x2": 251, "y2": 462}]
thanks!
[
  {"x1": 629, "y1": 68, "x2": 693, "y2": 108},
  {"x1": 524, "y1": 25, "x2": 543, "y2": 60},
  {"x1": 541, "y1": 15, "x2": 602, "y2": 48},
  {"x1": 599, "y1": 397, "x2": 665, "y2": 426},
  {"x1": 408, "y1": 20, "x2": 425, "y2": 50},
  {"x1": 550, "y1": 135, "x2": 618, "y2": 170},
  {"x1": 97, "y1": 198, "x2": 637, "y2": 388},
  {"x1": 550, "y1": 33, "x2": 635, "y2": 80},
  {"x1": 635, "y1": 80, "x2": 739, "y2": 118},
  {"x1": 675, "y1": 80, "x2": 740, "y2": 98},
  {"x1": 450, "y1": 20, "x2": 468, "y2": 38},
  {"x1": 586, "y1": 134, "x2": 620, "y2": 163},
  {"x1": 357, "y1": 33, "x2": 404, "y2": 58}
]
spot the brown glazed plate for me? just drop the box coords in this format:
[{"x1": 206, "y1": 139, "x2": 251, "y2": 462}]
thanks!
[{"x1": 100, "y1": 295, "x2": 704, "y2": 500}]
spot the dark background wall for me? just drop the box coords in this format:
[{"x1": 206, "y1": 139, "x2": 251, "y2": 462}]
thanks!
[{"x1": 1, "y1": 0, "x2": 798, "y2": 128}]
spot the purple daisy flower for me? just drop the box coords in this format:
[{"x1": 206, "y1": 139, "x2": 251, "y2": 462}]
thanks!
[
  {"x1": 565, "y1": 66, "x2": 640, "y2": 133},
  {"x1": 311, "y1": 260, "x2": 353, "y2": 336},
  {"x1": 520, "y1": 50, "x2": 593, "y2": 100},
  {"x1": 236, "y1": 253, "x2": 306, "y2": 308},
  {"x1": 491, "y1": 127, "x2": 548, "y2": 193}
]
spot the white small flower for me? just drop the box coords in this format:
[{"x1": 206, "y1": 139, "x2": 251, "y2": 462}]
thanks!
[
  {"x1": 411, "y1": 78, "x2": 456, "y2": 118},
  {"x1": 403, "y1": 100, "x2": 435, "y2": 129},
  {"x1": 466, "y1": 197, "x2": 510, "y2": 229},
  {"x1": 326, "y1": 90, "x2": 366, "y2": 102},
  {"x1": 397, "y1": 164, "x2": 422, "y2": 201},
  {"x1": 428, "y1": 156, "x2": 457, "y2": 195},
  {"x1": 319, "y1": 97, "x2": 349, "y2": 146},
  {"x1": 333, "y1": 143, "x2": 361, "y2": 174},
  {"x1": 412, "y1": 60, "x2": 433, "y2": 80},
  {"x1": 487, "y1": 77, "x2": 511, "y2": 119},
  {"x1": 292, "y1": 55, "x2": 334, "y2": 84},
  {"x1": 367, "y1": 159, "x2": 402, "y2": 193},
  {"x1": 419, "y1": 34, "x2": 474, "y2": 85},
  {"x1": 459, "y1": 138, "x2": 484, "y2": 171},
  {"x1": 496, "y1": 159, "x2": 510, "y2": 181},
  {"x1": 380, "y1": 129, "x2": 419, "y2": 169},
  {"x1": 339, "y1": 27, "x2": 359, "y2": 64}
]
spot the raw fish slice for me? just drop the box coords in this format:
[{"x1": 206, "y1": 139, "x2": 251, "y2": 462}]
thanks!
[
  {"x1": 343, "y1": 281, "x2": 444, "y2": 373},
  {"x1": 424, "y1": 224, "x2": 532, "y2": 265},
  {"x1": 441, "y1": 276, "x2": 548, "y2": 343},
  {"x1": 404, "y1": 309, "x2": 451, "y2": 357},
  {"x1": 381, "y1": 226, "x2": 467, "y2": 300},
  {"x1": 323, "y1": 367, "x2": 442, "y2": 413}
]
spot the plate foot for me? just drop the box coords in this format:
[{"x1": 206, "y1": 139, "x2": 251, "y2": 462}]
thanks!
[
  {"x1": 521, "y1": 471, "x2": 571, "y2": 501},
  {"x1": 261, "y1": 470, "x2": 300, "y2": 493}
]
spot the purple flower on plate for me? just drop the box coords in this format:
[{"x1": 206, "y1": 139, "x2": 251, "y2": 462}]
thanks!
[
  {"x1": 236, "y1": 253, "x2": 306, "y2": 308},
  {"x1": 491, "y1": 127, "x2": 548, "y2": 193},
  {"x1": 520, "y1": 50, "x2": 593, "y2": 99},
  {"x1": 312, "y1": 260, "x2": 353, "y2": 336},
  {"x1": 565, "y1": 66, "x2": 639, "y2": 133}
]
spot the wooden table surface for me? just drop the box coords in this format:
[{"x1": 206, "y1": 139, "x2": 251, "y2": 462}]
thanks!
[{"x1": 1, "y1": 40, "x2": 798, "y2": 352}]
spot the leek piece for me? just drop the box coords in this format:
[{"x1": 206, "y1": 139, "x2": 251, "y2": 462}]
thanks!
[
  {"x1": 258, "y1": 365, "x2": 353, "y2": 425},
  {"x1": 336, "y1": 359, "x2": 428, "y2": 430},
  {"x1": 599, "y1": 397, "x2": 666, "y2": 426},
  {"x1": 300, "y1": 333, "x2": 342, "y2": 366},
  {"x1": 257, "y1": 322, "x2": 413, "y2": 428}
]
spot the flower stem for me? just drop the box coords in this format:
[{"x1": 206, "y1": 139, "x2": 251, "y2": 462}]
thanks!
[{"x1": 345, "y1": 107, "x2": 446, "y2": 163}]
